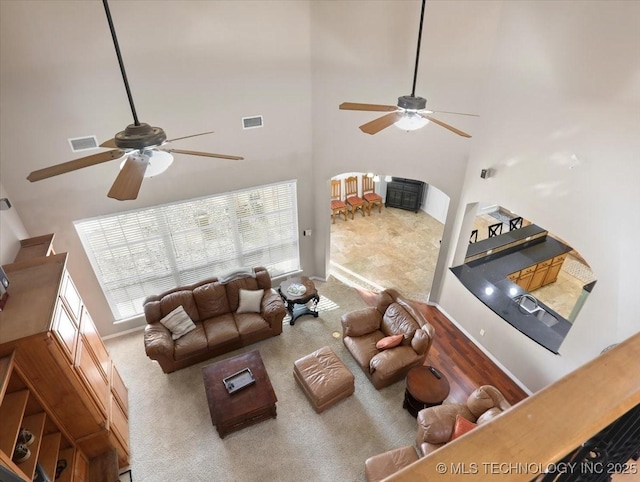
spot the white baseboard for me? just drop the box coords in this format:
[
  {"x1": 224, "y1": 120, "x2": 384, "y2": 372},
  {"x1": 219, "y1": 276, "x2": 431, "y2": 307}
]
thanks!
[
  {"x1": 428, "y1": 301, "x2": 533, "y2": 395},
  {"x1": 103, "y1": 324, "x2": 145, "y2": 340}
]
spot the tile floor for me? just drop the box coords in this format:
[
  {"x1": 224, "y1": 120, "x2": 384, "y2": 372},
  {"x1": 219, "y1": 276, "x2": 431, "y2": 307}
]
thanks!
[
  {"x1": 330, "y1": 206, "x2": 592, "y2": 321},
  {"x1": 330, "y1": 206, "x2": 443, "y2": 303}
]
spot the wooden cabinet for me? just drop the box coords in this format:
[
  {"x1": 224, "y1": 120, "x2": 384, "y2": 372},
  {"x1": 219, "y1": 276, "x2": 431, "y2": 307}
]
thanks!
[
  {"x1": 513, "y1": 265, "x2": 535, "y2": 290},
  {"x1": 508, "y1": 254, "x2": 567, "y2": 292},
  {"x1": 0, "y1": 248, "x2": 129, "y2": 481},
  {"x1": 12, "y1": 234, "x2": 55, "y2": 264},
  {"x1": 385, "y1": 178, "x2": 426, "y2": 212},
  {"x1": 528, "y1": 259, "x2": 552, "y2": 291},
  {"x1": 543, "y1": 254, "x2": 567, "y2": 286},
  {"x1": 0, "y1": 353, "x2": 75, "y2": 482}
]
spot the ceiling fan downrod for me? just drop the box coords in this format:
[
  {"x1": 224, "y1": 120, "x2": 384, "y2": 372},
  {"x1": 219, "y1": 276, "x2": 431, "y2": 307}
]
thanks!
[
  {"x1": 102, "y1": 0, "x2": 140, "y2": 127},
  {"x1": 410, "y1": 0, "x2": 427, "y2": 98}
]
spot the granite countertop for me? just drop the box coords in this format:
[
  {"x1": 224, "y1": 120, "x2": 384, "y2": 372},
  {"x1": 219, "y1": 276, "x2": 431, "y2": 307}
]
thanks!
[
  {"x1": 466, "y1": 224, "x2": 547, "y2": 259},
  {"x1": 452, "y1": 234, "x2": 573, "y2": 354}
]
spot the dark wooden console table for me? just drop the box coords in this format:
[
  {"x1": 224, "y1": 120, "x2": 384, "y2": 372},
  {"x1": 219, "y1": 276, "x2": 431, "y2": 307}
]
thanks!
[{"x1": 385, "y1": 177, "x2": 426, "y2": 213}]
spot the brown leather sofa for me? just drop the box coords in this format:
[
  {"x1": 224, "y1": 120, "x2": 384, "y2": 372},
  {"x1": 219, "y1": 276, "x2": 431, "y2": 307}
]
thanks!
[
  {"x1": 415, "y1": 385, "x2": 512, "y2": 456},
  {"x1": 143, "y1": 267, "x2": 286, "y2": 373},
  {"x1": 341, "y1": 289, "x2": 435, "y2": 389}
]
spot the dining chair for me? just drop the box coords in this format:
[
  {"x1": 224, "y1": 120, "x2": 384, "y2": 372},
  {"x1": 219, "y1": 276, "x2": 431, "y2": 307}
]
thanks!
[
  {"x1": 509, "y1": 216, "x2": 523, "y2": 231},
  {"x1": 344, "y1": 176, "x2": 366, "y2": 219},
  {"x1": 330, "y1": 180, "x2": 348, "y2": 223},
  {"x1": 488, "y1": 222, "x2": 503, "y2": 238},
  {"x1": 361, "y1": 175, "x2": 383, "y2": 215}
]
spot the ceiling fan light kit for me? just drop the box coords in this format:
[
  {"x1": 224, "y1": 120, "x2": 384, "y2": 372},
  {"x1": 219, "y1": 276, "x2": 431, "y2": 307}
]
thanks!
[
  {"x1": 395, "y1": 111, "x2": 429, "y2": 131},
  {"x1": 339, "y1": 0, "x2": 477, "y2": 137},
  {"x1": 26, "y1": 0, "x2": 242, "y2": 201},
  {"x1": 119, "y1": 150, "x2": 174, "y2": 178}
]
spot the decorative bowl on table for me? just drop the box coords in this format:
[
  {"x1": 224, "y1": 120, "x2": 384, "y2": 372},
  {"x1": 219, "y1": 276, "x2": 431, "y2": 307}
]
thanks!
[{"x1": 287, "y1": 283, "x2": 306, "y2": 296}]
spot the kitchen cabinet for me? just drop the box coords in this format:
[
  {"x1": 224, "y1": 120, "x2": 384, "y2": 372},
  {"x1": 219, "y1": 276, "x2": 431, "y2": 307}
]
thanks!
[
  {"x1": 508, "y1": 254, "x2": 567, "y2": 292},
  {"x1": 0, "y1": 244, "x2": 129, "y2": 481},
  {"x1": 513, "y1": 265, "x2": 536, "y2": 290},
  {"x1": 385, "y1": 178, "x2": 426, "y2": 212},
  {"x1": 529, "y1": 259, "x2": 552, "y2": 291},
  {"x1": 543, "y1": 254, "x2": 568, "y2": 286}
]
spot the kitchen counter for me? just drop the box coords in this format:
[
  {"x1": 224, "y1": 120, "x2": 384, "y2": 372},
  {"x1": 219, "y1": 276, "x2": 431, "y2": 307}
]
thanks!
[
  {"x1": 466, "y1": 224, "x2": 548, "y2": 261},
  {"x1": 452, "y1": 234, "x2": 573, "y2": 354}
]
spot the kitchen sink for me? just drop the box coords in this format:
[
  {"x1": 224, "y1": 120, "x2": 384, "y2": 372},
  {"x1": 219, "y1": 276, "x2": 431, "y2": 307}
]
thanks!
[
  {"x1": 536, "y1": 310, "x2": 559, "y2": 327},
  {"x1": 513, "y1": 294, "x2": 559, "y2": 327},
  {"x1": 513, "y1": 294, "x2": 539, "y2": 313}
]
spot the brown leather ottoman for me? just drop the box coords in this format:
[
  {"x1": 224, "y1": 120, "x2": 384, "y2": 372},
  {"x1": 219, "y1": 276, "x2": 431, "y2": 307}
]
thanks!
[
  {"x1": 364, "y1": 445, "x2": 419, "y2": 482},
  {"x1": 293, "y1": 346, "x2": 354, "y2": 413}
]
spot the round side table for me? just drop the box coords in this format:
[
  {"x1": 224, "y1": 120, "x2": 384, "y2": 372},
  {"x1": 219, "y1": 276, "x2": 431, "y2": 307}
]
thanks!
[
  {"x1": 403, "y1": 365, "x2": 450, "y2": 417},
  {"x1": 278, "y1": 276, "x2": 320, "y2": 326}
]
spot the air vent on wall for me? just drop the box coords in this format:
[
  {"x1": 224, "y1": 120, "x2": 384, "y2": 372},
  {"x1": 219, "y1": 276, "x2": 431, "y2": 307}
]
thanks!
[
  {"x1": 242, "y1": 116, "x2": 264, "y2": 130},
  {"x1": 68, "y1": 135, "x2": 99, "y2": 152}
]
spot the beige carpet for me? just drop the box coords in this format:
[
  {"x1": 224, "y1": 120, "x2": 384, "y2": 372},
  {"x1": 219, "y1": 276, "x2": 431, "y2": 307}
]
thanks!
[{"x1": 106, "y1": 277, "x2": 419, "y2": 482}]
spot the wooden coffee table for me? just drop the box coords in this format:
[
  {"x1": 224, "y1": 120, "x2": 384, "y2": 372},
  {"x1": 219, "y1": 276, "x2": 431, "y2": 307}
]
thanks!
[
  {"x1": 403, "y1": 365, "x2": 450, "y2": 417},
  {"x1": 278, "y1": 276, "x2": 320, "y2": 325},
  {"x1": 202, "y1": 350, "x2": 277, "y2": 438}
]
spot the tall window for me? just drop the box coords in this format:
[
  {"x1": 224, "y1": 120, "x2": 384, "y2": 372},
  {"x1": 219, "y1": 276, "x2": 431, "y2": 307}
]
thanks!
[{"x1": 75, "y1": 181, "x2": 299, "y2": 321}]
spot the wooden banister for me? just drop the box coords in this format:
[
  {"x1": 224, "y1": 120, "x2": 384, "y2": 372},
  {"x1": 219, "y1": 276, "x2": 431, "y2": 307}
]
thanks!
[{"x1": 389, "y1": 332, "x2": 640, "y2": 481}]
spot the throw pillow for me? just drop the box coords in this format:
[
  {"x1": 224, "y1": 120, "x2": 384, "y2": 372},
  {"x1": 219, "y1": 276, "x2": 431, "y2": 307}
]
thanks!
[
  {"x1": 159, "y1": 305, "x2": 197, "y2": 340},
  {"x1": 376, "y1": 334, "x2": 404, "y2": 350},
  {"x1": 450, "y1": 414, "x2": 477, "y2": 441},
  {"x1": 237, "y1": 289, "x2": 264, "y2": 314}
]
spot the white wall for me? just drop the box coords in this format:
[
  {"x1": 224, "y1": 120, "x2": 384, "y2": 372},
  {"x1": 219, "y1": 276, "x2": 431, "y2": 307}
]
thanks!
[
  {"x1": 0, "y1": 183, "x2": 29, "y2": 264},
  {"x1": 437, "y1": 0, "x2": 640, "y2": 391},
  {"x1": 424, "y1": 184, "x2": 449, "y2": 224},
  {"x1": 0, "y1": 1, "x2": 314, "y2": 337}
]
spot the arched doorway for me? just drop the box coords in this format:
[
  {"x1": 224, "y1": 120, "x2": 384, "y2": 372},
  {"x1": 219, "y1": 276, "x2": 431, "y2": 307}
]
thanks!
[{"x1": 328, "y1": 172, "x2": 449, "y2": 303}]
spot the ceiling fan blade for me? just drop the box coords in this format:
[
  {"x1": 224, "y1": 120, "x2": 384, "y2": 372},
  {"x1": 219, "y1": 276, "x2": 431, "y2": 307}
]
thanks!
[
  {"x1": 429, "y1": 110, "x2": 480, "y2": 117},
  {"x1": 359, "y1": 112, "x2": 404, "y2": 135},
  {"x1": 107, "y1": 155, "x2": 148, "y2": 201},
  {"x1": 165, "y1": 131, "x2": 215, "y2": 143},
  {"x1": 339, "y1": 102, "x2": 398, "y2": 112},
  {"x1": 162, "y1": 148, "x2": 243, "y2": 160},
  {"x1": 27, "y1": 149, "x2": 125, "y2": 182},
  {"x1": 100, "y1": 138, "x2": 118, "y2": 148},
  {"x1": 422, "y1": 115, "x2": 472, "y2": 138}
]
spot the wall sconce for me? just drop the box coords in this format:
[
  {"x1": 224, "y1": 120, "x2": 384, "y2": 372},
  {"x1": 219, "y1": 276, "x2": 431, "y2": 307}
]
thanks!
[
  {"x1": 373, "y1": 175, "x2": 380, "y2": 182},
  {"x1": 366, "y1": 172, "x2": 374, "y2": 178},
  {"x1": 384, "y1": 175, "x2": 392, "y2": 182}
]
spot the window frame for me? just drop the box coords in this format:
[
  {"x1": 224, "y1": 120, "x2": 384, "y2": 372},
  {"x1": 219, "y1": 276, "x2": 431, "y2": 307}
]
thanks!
[{"x1": 74, "y1": 180, "x2": 300, "y2": 321}]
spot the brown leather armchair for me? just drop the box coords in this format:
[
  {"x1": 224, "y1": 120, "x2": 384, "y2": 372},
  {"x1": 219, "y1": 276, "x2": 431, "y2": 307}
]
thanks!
[
  {"x1": 341, "y1": 289, "x2": 435, "y2": 389},
  {"x1": 415, "y1": 385, "x2": 512, "y2": 456}
]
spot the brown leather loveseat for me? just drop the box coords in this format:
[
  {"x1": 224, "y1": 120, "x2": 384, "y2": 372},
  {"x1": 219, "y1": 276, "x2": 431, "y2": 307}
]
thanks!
[
  {"x1": 143, "y1": 267, "x2": 286, "y2": 373},
  {"x1": 415, "y1": 385, "x2": 512, "y2": 456},
  {"x1": 341, "y1": 289, "x2": 435, "y2": 389}
]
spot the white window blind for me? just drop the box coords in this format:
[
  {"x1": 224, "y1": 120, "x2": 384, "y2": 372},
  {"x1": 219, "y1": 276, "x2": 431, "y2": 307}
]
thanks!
[{"x1": 75, "y1": 181, "x2": 300, "y2": 321}]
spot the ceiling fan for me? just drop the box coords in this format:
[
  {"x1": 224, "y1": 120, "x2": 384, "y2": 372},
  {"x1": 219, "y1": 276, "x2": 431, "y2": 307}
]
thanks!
[
  {"x1": 27, "y1": 0, "x2": 243, "y2": 201},
  {"x1": 339, "y1": 0, "x2": 478, "y2": 137}
]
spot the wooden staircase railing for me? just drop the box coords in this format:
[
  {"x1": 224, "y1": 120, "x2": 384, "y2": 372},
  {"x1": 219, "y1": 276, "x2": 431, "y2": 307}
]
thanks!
[{"x1": 388, "y1": 331, "x2": 640, "y2": 481}]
